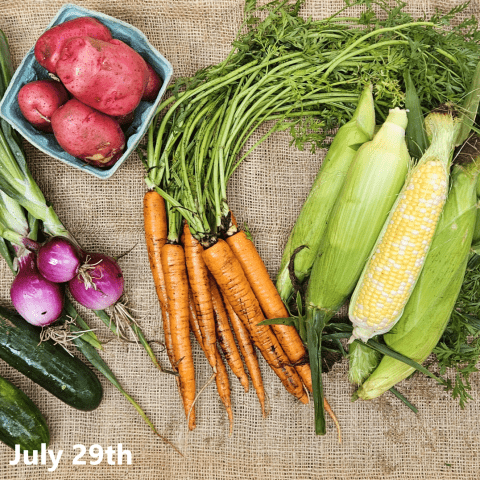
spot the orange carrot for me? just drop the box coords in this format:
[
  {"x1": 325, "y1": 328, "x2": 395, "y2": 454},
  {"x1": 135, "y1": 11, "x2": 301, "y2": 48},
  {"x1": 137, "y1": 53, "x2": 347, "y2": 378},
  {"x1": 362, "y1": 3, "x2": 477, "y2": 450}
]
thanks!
[
  {"x1": 209, "y1": 276, "x2": 249, "y2": 392},
  {"x1": 188, "y1": 292, "x2": 233, "y2": 434},
  {"x1": 222, "y1": 292, "x2": 267, "y2": 417},
  {"x1": 161, "y1": 243, "x2": 196, "y2": 430},
  {"x1": 143, "y1": 191, "x2": 176, "y2": 367},
  {"x1": 213, "y1": 349, "x2": 234, "y2": 435},
  {"x1": 226, "y1": 230, "x2": 312, "y2": 391},
  {"x1": 183, "y1": 223, "x2": 217, "y2": 371},
  {"x1": 324, "y1": 398, "x2": 342, "y2": 444},
  {"x1": 203, "y1": 239, "x2": 308, "y2": 404}
]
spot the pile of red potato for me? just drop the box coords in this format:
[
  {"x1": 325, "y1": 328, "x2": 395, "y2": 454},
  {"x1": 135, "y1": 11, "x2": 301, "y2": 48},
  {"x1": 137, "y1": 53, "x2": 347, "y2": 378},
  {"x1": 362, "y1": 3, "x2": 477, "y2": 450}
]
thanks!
[{"x1": 18, "y1": 17, "x2": 162, "y2": 168}]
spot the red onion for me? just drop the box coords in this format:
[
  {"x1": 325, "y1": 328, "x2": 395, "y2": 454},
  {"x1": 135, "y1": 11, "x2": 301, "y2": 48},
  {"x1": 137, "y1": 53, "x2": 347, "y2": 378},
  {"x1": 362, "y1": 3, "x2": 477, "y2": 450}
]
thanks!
[
  {"x1": 37, "y1": 236, "x2": 82, "y2": 283},
  {"x1": 68, "y1": 253, "x2": 124, "y2": 310},
  {"x1": 10, "y1": 251, "x2": 64, "y2": 326}
]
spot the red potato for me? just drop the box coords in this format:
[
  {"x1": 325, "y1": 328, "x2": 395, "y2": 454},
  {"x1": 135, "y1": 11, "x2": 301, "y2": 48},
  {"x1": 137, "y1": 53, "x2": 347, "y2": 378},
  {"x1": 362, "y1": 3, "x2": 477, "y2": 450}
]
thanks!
[
  {"x1": 51, "y1": 99, "x2": 125, "y2": 168},
  {"x1": 34, "y1": 17, "x2": 112, "y2": 74},
  {"x1": 17, "y1": 79, "x2": 69, "y2": 132},
  {"x1": 56, "y1": 36, "x2": 149, "y2": 116},
  {"x1": 114, "y1": 110, "x2": 135, "y2": 129},
  {"x1": 142, "y1": 63, "x2": 163, "y2": 102}
]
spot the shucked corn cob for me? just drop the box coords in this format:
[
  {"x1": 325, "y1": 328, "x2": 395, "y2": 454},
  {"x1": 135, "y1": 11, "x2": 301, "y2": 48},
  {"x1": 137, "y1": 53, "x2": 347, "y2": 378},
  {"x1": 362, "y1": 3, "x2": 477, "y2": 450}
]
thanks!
[
  {"x1": 304, "y1": 108, "x2": 410, "y2": 434},
  {"x1": 356, "y1": 154, "x2": 480, "y2": 400},
  {"x1": 276, "y1": 84, "x2": 375, "y2": 302},
  {"x1": 348, "y1": 108, "x2": 462, "y2": 342}
]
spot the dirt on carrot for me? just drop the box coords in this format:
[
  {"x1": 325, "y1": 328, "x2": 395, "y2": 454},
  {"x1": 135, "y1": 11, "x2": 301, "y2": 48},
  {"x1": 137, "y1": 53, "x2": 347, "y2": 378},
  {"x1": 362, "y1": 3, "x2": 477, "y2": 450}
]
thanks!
[
  {"x1": 188, "y1": 291, "x2": 234, "y2": 434},
  {"x1": 222, "y1": 291, "x2": 268, "y2": 417},
  {"x1": 143, "y1": 191, "x2": 176, "y2": 368}
]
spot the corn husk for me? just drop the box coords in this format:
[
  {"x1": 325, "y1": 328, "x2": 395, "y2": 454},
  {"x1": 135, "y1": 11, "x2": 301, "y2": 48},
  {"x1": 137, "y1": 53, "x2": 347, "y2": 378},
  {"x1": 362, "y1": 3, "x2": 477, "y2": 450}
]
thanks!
[
  {"x1": 472, "y1": 205, "x2": 480, "y2": 250},
  {"x1": 348, "y1": 339, "x2": 381, "y2": 386},
  {"x1": 276, "y1": 84, "x2": 375, "y2": 302},
  {"x1": 470, "y1": 172, "x2": 480, "y2": 250}
]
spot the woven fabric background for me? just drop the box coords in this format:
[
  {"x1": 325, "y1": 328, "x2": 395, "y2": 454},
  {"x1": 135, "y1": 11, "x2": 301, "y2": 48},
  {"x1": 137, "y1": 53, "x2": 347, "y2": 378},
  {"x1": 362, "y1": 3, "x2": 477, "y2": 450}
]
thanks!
[{"x1": 0, "y1": 0, "x2": 479, "y2": 478}]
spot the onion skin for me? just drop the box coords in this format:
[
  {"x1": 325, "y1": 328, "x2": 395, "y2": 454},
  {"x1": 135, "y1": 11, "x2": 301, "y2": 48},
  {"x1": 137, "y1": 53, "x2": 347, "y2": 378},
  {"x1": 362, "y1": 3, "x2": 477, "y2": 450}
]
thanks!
[
  {"x1": 68, "y1": 253, "x2": 124, "y2": 310},
  {"x1": 11, "y1": 252, "x2": 64, "y2": 327},
  {"x1": 37, "y1": 236, "x2": 82, "y2": 283}
]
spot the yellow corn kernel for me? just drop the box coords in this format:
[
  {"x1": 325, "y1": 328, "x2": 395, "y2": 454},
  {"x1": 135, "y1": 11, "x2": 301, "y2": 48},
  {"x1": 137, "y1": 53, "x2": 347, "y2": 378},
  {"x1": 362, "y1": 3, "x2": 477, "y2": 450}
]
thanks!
[{"x1": 349, "y1": 159, "x2": 448, "y2": 340}]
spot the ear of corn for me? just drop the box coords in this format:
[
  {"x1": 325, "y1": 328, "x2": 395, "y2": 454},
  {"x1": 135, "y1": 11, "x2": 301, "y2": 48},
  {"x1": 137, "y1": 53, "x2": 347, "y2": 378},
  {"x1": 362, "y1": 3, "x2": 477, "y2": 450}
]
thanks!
[
  {"x1": 355, "y1": 159, "x2": 480, "y2": 400},
  {"x1": 348, "y1": 109, "x2": 462, "y2": 342},
  {"x1": 304, "y1": 108, "x2": 410, "y2": 435},
  {"x1": 276, "y1": 84, "x2": 375, "y2": 302}
]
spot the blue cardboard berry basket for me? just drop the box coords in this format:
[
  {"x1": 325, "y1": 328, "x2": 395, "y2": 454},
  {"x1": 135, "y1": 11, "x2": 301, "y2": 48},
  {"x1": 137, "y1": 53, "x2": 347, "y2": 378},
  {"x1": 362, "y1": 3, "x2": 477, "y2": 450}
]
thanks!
[{"x1": 0, "y1": 4, "x2": 173, "y2": 179}]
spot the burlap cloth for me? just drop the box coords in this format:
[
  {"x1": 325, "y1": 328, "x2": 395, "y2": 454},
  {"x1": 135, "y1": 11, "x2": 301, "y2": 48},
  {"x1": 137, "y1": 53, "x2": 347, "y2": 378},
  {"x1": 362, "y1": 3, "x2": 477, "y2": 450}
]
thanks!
[{"x1": 0, "y1": 0, "x2": 479, "y2": 478}]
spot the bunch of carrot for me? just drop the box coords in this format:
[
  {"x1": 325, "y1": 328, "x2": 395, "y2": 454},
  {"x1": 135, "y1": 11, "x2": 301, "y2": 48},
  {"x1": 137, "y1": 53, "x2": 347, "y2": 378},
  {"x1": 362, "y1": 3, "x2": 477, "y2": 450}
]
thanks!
[
  {"x1": 138, "y1": 71, "x2": 341, "y2": 430},
  {"x1": 143, "y1": 187, "x2": 340, "y2": 435}
]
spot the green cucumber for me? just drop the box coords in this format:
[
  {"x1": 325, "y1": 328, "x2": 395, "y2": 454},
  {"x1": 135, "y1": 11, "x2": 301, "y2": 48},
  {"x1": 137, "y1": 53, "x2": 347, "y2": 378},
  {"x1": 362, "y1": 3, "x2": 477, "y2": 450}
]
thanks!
[
  {"x1": 0, "y1": 375, "x2": 50, "y2": 451},
  {"x1": 0, "y1": 305, "x2": 103, "y2": 411}
]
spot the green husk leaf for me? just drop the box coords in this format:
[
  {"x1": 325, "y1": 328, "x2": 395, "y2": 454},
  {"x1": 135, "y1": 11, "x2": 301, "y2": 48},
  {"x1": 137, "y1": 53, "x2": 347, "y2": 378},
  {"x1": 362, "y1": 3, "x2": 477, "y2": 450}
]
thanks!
[
  {"x1": 348, "y1": 339, "x2": 381, "y2": 385},
  {"x1": 404, "y1": 70, "x2": 428, "y2": 159},
  {"x1": 389, "y1": 387, "x2": 418, "y2": 413},
  {"x1": 365, "y1": 338, "x2": 446, "y2": 384},
  {"x1": 455, "y1": 61, "x2": 480, "y2": 146}
]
